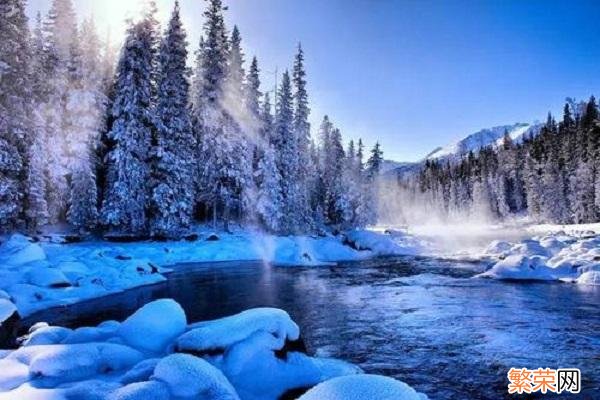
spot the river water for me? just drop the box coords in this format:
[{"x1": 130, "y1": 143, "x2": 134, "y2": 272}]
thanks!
[{"x1": 22, "y1": 256, "x2": 600, "y2": 399}]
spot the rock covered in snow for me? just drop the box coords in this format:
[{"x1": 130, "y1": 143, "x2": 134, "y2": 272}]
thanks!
[
  {"x1": 177, "y1": 308, "x2": 299, "y2": 353},
  {"x1": 0, "y1": 342, "x2": 144, "y2": 390},
  {"x1": 119, "y1": 299, "x2": 186, "y2": 353},
  {"x1": 22, "y1": 325, "x2": 72, "y2": 346},
  {"x1": 577, "y1": 270, "x2": 600, "y2": 285},
  {"x1": 298, "y1": 374, "x2": 429, "y2": 400},
  {"x1": 0, "y1": 299, "x2": 18, "y2": 348},
  {"x1": 111, "y1": 380, "x2": 170, "y2": 400},
  {"x1": 152, "y1": 353, "x2": 239, "y2": 399},
  {"x1": 344, "y1": 230, "x2": 419, "y2": 256},
  {"x1": 0, "y1": 235, "x2": 46, "y2": 266},
  {"x1": 478, "y1": 255, "x2": 556, "y2": 281},
  {"x1": 480, "y1": 233, "x2": 600, "y2": 284},
  {"x1": 25, "y1": 267, "x2": 71, "y2": 288}
]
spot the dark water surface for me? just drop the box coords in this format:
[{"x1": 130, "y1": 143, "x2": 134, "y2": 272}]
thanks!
[{"x1": 22, "y1": 257, "x2": 600, "y2": 399}]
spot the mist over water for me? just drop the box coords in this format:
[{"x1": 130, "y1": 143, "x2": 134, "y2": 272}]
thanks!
[{"x1": 375, "y1": 178, "x2": 531, "y2": 256}]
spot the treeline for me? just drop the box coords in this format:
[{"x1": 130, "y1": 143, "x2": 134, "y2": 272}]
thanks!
[
  {"x1": 408, "y1": 97, "x2": 600, "y2": 224},
  {"x1": 0, "y1": 0, "x2": 384, "y2": 238}
]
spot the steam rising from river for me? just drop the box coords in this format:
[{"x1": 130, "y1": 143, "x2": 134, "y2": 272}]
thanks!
[{"x1": 375, "y1": 178, "x2": 529, "y2": 256}]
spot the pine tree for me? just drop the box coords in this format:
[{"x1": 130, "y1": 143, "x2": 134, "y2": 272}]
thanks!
[
  {"x1": 0, "y1": 0, "x2": 31, "y2": 230},
  {"x1": 292, "y1": 43, "x2": 312, "y2": 231},
  {"x1": 325, "y1": 128, "x2": 351, "y2": 227},
  {"x1": 367, "y1": 142, "x2": 384, "y2": 178},
  {"x1": 67, "y1": 142, "x2": 98, "y2": 233},
  {"x1": 100, "y1": 20, "x2": 156, "y2": 235},
  {"x1": 255, "y1": 144, "x2": 283, "y2": 232},
  {"x1": 273, "y1": 71, "x2": 301, "y2": 233},
  {"x1": 197, "y1": 0, "x2": 251, "y2": 230},
  {"x1": 42, "y1": 0, "x2": 78, "y2": 223},
  {"x1": 224, "y1": 25, "x2": 252, "y2": 222},
  {"x1": 149, "y1": 1, "x2": 196, "y2": 238}
]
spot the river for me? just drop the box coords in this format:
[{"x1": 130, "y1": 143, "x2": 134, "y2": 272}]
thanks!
[{"x1": 21, "y1": 256, "x2": 600, "y2": 399}]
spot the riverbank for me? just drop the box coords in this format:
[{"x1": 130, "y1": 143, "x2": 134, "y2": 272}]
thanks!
[
  {"x1": 0, "y1": 227, "x2": 423, "y2": 318},
  {"x1": 0, "y1": 299, "x2": 429, "y2": 400}
]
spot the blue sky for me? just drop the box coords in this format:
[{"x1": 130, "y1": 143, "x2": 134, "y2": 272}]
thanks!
[{"x1": 27, "y1": 0, "x2": 600, "y2": 161}]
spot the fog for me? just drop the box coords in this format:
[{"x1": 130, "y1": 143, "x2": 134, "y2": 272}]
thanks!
[{"x1": 375, "y1": 178, "x2": 530, "y2": 255}]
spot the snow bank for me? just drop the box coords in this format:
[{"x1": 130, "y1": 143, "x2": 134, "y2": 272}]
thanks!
[
  {"x1": 0, "y1": 299, "x2": 410, "y2": 399},
  {"x1": 480, "y1": 233, "x2": 600, "y2": 284},
  {"x1": 298, "y1": 374, "x2": 429, "y2": 400},
  {"x1": 0, "y1": 228, "x2": 421, "y2": 318}
]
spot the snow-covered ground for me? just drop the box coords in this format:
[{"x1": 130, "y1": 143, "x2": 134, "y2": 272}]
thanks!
[
  {"x1": 0, "y1": 228, "x2": 423, "y2": 318},
  {"x1": 0, "y1": 299, "x2": 428, "y2": 400}
]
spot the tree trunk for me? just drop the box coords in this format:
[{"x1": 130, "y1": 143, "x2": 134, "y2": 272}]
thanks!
[{"x1": 212, "y1": 202, "x2": 217, "y2": 230}]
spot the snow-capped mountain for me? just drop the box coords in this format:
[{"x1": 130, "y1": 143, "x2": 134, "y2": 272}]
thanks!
[
  {"x1": 425, "y1": 122, "x2": 541, "y2": 161},
  {"x1": 383, "y1": 122, "x2": 542, "y2": 179}
]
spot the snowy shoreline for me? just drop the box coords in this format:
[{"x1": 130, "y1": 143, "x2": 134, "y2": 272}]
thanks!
[
  {"x1": 0, "y1": 299, "x2": 429, "y2": 400},
  {"x1": 0, "y1": 228, "x2": 422, "y2": 319},
  {"x1": 478, "y1": 223, "x2": 600, "y2": 285}
]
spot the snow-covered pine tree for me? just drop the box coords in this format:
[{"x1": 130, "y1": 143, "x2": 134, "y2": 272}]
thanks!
[
  {"x1": 326, "y1": 128, "x2": 351, "y2": 228},
  {"x1": 246, "y1": 57, "x2": 262, "y2": 128},
  {"x1": 364, "y1": 142, "x2": 384, "y2": 224},
  {"x1": 64, "y1": 19, "x2": 107, "y2": 232},
  {"x1": 148, "y1": 1, "x2": 195, "y2": 239},
  {"x1": 100, "y1": 20, "x2": 156, "y2": 236},
  {"x1": 196, "y1": 0, "x2": 250, "y2": 230},
  {"x1": 341, "y1": 140, "x2": 362, "y2": 228},
  {"x1": 41, "y1": 0, "x2": 79, "y2": 224},
  {"x1": 314, "y1": 116, "x2": 333, "y2": 223},
  {"x1": 224, "y1": 25, "x2": 252, "y2": 223},
  {"x1": 366, "y1": 142, "x2": 384, "y2": 179},
  {"x1": 0, "y1": 0, "x2": 32, "y2": 230},
  {"x1": 261, "y1": 92, "x2": 274, "y2": 144},
  {"x1": 273, "y1": 71, "x2": 301, "y2": 233},
  {"x1": 25, "y1": 13, "x2": 52, "y2": 231},
  {"x1": 255, "y1": 144, "x2": 284, "y2": 232},
  {"x1": 246, "y1": 56, "x2": 262, "y2": 170},
  {"x1": 67, "y1": 141, "x2": 98, "y2": 233},
  {"x1": 292, "y1": 43, "x2": 313, "y2": 231}
]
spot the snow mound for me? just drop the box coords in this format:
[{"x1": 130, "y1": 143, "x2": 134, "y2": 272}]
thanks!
[
  {"x1": 0, "y1": 299, "x2": 422, "y2": 400},
  {"x1": 218, "y1": 332, "x2": 361, "y2": 400},
  {"x1": 0, "y1": 299, "x2": 17, "y2": 325},
  {"x1": 152, "y1": 353, "x2": 239, "y2": 399},
  {"x1": 478, "y1": 255, "x2": 556, "y2": 281},
  {"x1": 111, "y1": 380, "x2": 170, "y2": 400},
  {"x1": 344, "y1": 230, "x2": 419, "y2": 256},
  {"x1": 0, "y1": 235, "x2": 46, "y2": 266},
  {"x1": 4, "y1": 342, "x2": 144, "y2": 385},
  {"x1": 577, "y1": 271, "x2": 600, "y2": 285},
  {"x1": 177, "y1": 308, "x2": 299, "y2": 353},
  {"x1": 22, "y1": 326, "x2": 72, "y2": 346},
  {"x1": 481, "y1": 233, "x2": 600, "y2": 284},
  {"x1": 26, "y1": 267, "x2": 71, "y2": 288},
  {"x1": 119, "y1": 299, "x2": 186, "y2": 353},
  {"x1": 298, "y1": 374, "x2": 428, "y2": 400},
  {"x1": 483, "y1": 240, "x2": 513, "y2": 258}
]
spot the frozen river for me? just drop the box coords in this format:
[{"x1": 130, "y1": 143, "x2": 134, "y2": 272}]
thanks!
[{"x1": 23, "y1": 256, "x2": 600, "y2": 399}]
